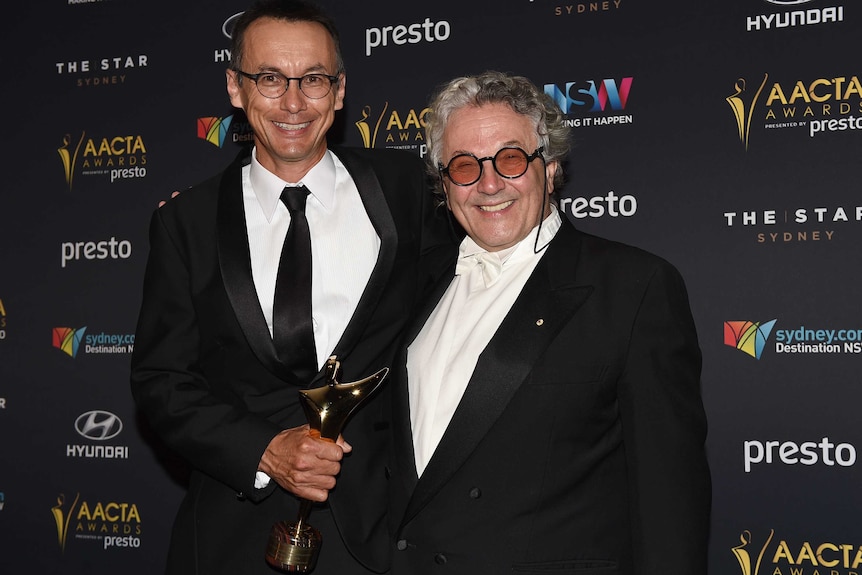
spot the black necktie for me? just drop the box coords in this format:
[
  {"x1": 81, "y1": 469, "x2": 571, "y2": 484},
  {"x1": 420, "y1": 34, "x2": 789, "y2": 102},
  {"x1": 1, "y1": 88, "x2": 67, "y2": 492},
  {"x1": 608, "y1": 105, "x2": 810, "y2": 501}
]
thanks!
[{"x1": 273, "y1": 185, "x2": 317, "y2": 381}]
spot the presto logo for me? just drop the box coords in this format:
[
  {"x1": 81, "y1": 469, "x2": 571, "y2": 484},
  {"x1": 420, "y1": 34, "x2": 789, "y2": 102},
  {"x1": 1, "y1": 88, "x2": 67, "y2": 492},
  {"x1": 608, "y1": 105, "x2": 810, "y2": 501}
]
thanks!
[
  {"x1": 61, "y1": 237, "x2": 132, "y2": 268},
  {"x1": 744, "y1": 437, "x2": 856, "y2": 472},
  {"x1": 365, "y1": 18, "x2": 451, "y2": 56}
]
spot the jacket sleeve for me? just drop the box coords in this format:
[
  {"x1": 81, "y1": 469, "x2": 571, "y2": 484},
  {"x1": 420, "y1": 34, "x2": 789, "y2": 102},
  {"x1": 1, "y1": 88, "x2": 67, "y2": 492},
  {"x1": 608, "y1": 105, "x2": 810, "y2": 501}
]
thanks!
[
  {"x1": 618, "y1": 260, "x2": 711, "y2": 574},
  {"x1": 130, "y1": 206, "x2": 282, "y2": 501}
]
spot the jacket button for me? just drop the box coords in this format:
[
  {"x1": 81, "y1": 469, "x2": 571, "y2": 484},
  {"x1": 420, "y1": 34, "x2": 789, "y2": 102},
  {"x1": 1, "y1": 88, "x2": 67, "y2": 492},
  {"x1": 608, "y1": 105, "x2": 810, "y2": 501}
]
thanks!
[
  {"x1": 469, "y1": 487, "x2": 481, "y2": 499},
  {"x1": 396, "y1": 539, "x2": 408, "y2": 551},
  {"x1": 434, "y1": 553, "x2": 447, "y2": 565},
  {"x1": 235, "y1": 491, "x2": 246, "y2": 501}
]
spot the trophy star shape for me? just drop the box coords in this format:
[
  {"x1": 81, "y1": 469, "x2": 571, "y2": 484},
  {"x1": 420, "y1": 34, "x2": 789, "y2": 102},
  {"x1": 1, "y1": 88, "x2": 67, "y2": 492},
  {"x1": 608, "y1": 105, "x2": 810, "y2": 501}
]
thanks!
[{"x1": 266, "y1": 356, "x2": 389, "y2": 572}]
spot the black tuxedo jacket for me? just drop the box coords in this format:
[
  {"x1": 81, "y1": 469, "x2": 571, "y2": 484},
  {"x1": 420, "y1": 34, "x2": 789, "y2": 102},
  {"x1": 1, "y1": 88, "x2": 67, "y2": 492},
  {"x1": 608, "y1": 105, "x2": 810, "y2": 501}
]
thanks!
[
  {"x1": 389, "y1": 221, "x2": 711, "y2": 575},
  {"x1": 131, "y1": 147, "x2": 453, "y2": 575}
]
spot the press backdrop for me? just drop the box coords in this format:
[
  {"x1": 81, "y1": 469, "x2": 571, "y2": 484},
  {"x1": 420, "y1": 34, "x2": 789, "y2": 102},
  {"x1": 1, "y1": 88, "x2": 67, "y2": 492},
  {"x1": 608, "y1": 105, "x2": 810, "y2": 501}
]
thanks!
[{"x1": 1, "y1": 1, "x2": 860, "y2": 573}]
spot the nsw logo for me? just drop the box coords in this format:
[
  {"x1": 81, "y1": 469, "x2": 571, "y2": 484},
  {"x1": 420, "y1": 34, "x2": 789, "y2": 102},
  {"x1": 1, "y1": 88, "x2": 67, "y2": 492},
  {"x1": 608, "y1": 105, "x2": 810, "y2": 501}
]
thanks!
[{"x1": 544, "y1": 77, "x2": 633, "y2": 115}]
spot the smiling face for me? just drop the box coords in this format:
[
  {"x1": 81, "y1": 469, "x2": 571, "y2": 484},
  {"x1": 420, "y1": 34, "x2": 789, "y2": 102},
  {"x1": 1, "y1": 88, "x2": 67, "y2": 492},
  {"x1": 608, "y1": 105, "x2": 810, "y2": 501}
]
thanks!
[
  {"x1": 226, "y1": 18, "x2": 345, "y2": 182},
  {"x1": 441, "y1": 103, "x2": 558, "y2": 252}
]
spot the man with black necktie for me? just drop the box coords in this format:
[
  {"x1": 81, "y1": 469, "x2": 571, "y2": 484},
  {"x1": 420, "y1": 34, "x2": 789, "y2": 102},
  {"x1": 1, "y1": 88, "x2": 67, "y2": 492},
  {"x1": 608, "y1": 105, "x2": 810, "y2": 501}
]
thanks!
[{"x1": 130, "y1": 2, "x2": 451, "y2": 574}]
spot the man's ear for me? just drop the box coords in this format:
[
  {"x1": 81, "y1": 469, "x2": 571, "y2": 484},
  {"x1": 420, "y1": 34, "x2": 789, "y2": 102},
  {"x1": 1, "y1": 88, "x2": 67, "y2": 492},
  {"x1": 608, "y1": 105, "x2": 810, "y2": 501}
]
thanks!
[
  {"x1": 333, "y1": 73, "x2": 346, "y2": 111},
  {"x1": 226, "y1": 69, "x2": 243, "y2": 109},
  {"x1": 545, "y1": 160, "x2": 559, "y2": 195}
]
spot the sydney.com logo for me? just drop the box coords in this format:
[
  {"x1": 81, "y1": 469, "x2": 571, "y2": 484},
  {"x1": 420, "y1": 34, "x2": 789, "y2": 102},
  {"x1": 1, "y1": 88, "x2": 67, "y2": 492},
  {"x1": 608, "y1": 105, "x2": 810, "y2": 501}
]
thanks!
[
  {"x1": 52, "y1": 327, "x2": 134, "y2": 358},
  {"x1": 724, "y1": 319, "x2": 862, "y2": 358}
]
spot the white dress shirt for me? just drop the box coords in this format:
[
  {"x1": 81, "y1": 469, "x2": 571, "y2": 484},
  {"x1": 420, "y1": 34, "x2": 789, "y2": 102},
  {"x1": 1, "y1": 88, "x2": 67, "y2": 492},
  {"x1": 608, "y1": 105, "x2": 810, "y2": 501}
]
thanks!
[
  {"x1": 407, "y1": 206, "x2": 562, "y2": 476},
  {"x1": 243, "y1": 148, "x2": 379, "y2": 369},
  {"x1": 244, "y1": 148, "x2": 379, "y2": 489}
]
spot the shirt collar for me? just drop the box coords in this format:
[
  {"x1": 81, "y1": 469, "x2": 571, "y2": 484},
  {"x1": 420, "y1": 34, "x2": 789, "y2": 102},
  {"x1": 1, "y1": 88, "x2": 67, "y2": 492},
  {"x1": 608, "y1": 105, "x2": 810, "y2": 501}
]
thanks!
[
  {"x1": 457, "y1": 204, "x2": 563, "y2": 264},
  {"x1": 249, "y1": 148, "x2": 337, "y2": 221}
]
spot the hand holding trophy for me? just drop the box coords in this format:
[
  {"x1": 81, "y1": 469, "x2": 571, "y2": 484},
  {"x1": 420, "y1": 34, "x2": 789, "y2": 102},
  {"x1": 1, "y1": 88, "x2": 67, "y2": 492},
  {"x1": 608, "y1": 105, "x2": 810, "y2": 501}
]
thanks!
[{"x1": 265, "y1": 356, "x2": 389, "y2": 572}]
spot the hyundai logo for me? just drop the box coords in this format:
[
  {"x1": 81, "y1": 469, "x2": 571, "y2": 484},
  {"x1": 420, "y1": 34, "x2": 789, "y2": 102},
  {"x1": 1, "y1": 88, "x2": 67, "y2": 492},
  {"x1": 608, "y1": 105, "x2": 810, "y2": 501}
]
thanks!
[
  {"x1": 75, "y1": 411, "x2": 123, "y2": 441},
  {"x1": 223, "y1": 12, "x2": 243, "y2": 39}
]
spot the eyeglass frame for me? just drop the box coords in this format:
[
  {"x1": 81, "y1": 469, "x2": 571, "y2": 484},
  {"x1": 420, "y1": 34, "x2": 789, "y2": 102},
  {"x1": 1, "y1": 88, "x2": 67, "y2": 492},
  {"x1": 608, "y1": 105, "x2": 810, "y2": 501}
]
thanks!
[
  {"x1": 232, "y1": 69, "x2": 342, "y2": 99},
  {"x1": 438, "y1": 146, "x2": 546, "y2": 187}
]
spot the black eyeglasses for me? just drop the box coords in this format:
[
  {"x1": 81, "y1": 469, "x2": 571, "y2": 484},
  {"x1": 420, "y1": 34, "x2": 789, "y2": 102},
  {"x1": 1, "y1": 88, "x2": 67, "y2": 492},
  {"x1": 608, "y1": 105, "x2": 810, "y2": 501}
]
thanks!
[
  {"x1": 438, "y1": 147, "x2": 545, "y2": 186},
  {"x1": 234, "y1": 70, "x2": 341, "y2": 99}
]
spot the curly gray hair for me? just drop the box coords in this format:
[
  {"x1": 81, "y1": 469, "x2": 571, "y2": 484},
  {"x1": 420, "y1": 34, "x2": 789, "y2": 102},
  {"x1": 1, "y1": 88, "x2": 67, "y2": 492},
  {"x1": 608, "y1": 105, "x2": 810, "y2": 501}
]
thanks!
[{"x1": 425, "y1": 71, "x2": 571, "y2": 205}]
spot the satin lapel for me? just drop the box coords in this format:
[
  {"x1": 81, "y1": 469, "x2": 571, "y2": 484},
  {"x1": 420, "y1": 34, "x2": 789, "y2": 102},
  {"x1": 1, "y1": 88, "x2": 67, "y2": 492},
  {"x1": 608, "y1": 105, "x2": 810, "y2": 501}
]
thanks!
[
  {"x1": 328, "y1": 148, "x2": 397, "y2": 363},
  {"x1": 216, "y1": 151, "x2": 291, "y2": 381},
  {"x1": 393, "y1": 269, "x2": 456, "y2": 503},
  {"x1": 401, "y1": 224, "x2": 592, "y2": 524}
]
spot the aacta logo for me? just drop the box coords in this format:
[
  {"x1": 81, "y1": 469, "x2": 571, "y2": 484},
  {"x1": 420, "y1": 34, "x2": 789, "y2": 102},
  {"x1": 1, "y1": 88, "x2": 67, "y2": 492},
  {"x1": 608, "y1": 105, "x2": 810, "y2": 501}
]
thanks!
[
  {"x1": 53, "y1": 326, "x2": 87, "y2": 358},
  {"x1": 355, "y1": 102, "x2": 429, "y2": 155},
  {"x1": 197, "y1": 115, "x2": 233, "y2": 148},
  {"x1": 732, "y1": 529, "x2": 862, "y2": 574},
  {"x1": 81, "y1": 134, "x2": 146, "y2": 166},
  {"x1": 52, "y1": 493, "x2": 80, "y2": 552},
  {"x1": 0, "y1": 297, "x2": 7, "y2": 341},
  {"x1": 724, "y1": 319, "x2": 777, "y2": 359},
  {"x1": 52, "y1": 492, "x2": 142, "y2": 551},
  {"x1": 57, "y1": 133, "x2": 86, "y2": 191},
  {"x1": 57, "y1": 132, "x2": 148, "y2": 188},
  {"x1": 726, "y1": 74, "x2": 770, "y2": 151}
]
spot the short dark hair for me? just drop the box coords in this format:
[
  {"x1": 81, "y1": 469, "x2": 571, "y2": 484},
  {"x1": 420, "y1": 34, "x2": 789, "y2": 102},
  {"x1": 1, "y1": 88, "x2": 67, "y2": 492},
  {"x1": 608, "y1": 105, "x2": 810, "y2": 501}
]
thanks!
[{"x1": 229, "y1": 0, "x2": 344, "y2": 74}]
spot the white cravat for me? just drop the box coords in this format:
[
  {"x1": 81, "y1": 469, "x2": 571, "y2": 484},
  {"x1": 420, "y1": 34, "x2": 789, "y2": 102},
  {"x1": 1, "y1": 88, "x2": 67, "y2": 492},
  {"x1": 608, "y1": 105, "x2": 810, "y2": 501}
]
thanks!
[
  {"x1": 454, "y1": 250, "x2": 504, "y2": 290},
  {"x1": 408, "y1": 206, "x2": 562, "y2": 476}
]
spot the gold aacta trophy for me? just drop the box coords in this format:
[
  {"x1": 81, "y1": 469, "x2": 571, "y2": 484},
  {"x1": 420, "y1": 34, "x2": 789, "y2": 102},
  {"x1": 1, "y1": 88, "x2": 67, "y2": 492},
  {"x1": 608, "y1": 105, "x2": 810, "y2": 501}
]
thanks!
[{"x1": 265, "y1": 356, "x2": 389, "y2": 572}]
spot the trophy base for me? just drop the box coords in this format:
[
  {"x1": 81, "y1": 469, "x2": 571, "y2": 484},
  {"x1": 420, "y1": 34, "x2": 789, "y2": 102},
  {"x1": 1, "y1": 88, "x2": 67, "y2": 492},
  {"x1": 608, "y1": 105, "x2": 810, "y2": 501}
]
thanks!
[{"x1": 265, "y1": 520, "x2": 322, "y2": 573}]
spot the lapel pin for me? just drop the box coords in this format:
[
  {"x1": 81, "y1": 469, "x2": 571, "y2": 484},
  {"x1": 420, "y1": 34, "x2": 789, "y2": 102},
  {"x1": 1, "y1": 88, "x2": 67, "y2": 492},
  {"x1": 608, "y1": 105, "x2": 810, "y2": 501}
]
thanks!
[{"x1": 536, "y1": 319, "x2": 544, "y2": 326}]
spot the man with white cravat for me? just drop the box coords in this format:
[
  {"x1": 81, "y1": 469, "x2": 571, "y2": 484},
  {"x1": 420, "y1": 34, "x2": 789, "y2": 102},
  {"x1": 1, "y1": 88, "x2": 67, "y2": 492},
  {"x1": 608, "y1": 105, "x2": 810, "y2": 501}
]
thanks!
[{"x1": 388, "y1": 71, "x2": 711, "y2": 575}]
